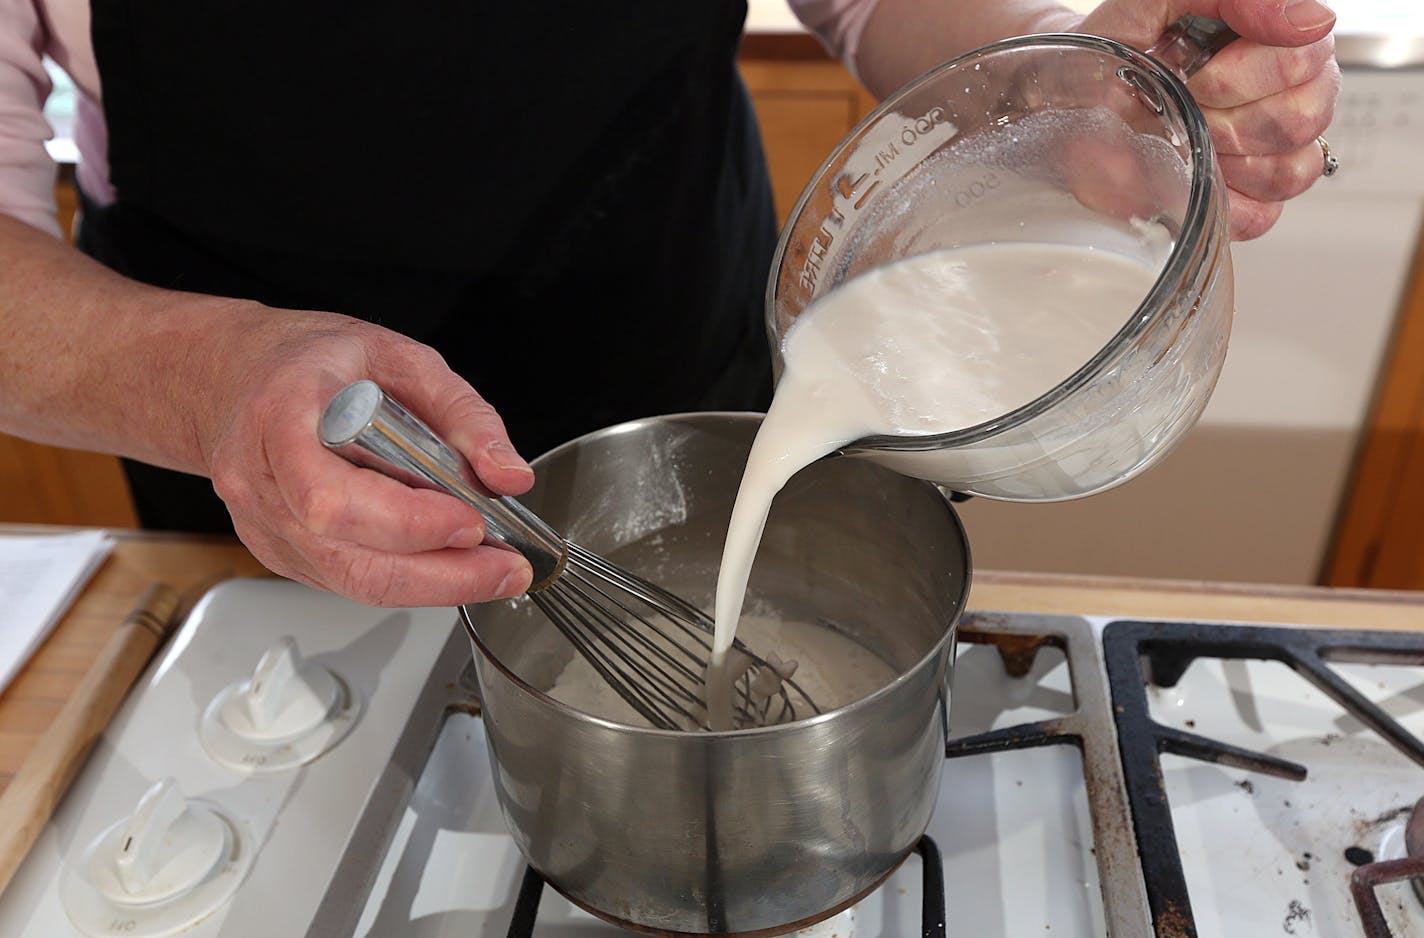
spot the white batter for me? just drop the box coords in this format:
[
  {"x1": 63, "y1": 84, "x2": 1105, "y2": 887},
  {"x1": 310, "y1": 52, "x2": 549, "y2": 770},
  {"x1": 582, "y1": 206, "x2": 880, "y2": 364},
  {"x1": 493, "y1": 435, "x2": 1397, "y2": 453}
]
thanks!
[
  {"x1": 709, "y1": 242, "x2": 1161, "y2": 723},
  {"x1": 548, "y1": 613, "x2": 897, "y2": 730}
]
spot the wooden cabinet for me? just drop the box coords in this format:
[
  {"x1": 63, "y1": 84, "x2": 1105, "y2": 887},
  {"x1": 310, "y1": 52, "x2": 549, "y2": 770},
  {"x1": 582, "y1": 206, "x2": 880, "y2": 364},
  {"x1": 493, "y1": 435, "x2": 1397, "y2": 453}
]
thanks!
[
  {"x1": 739, "y1": 56, "x2": 877, "y2": 224},
  {"x1": 1325, "y1": 228, "x2": 1424, "y2": 590},
  {"x1": 0, "y1": 434, "x2": 136, "y2": 527}
]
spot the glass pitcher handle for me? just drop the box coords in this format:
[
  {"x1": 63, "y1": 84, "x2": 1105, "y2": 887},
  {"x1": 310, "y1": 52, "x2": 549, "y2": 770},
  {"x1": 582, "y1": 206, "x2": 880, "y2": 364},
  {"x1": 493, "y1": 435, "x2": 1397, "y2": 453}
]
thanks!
[{"x1": 1146, "y1": 16, "x2": 1238, "y2": 80}]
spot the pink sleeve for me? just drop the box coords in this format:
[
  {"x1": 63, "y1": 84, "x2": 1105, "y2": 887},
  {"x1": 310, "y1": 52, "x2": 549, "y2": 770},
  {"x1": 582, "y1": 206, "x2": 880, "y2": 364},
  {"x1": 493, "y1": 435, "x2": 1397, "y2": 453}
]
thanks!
[
  {"x1": 0, "y1": 0, "x2": 59, "y2": 237},
  {"x1": 786, "y1": 0, "x2": 883, "y2": 76}
]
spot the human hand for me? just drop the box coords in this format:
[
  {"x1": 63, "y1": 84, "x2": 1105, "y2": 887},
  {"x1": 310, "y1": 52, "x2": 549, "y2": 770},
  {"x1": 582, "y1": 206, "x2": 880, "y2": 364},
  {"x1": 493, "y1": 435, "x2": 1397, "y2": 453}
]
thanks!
[
  {"x1": 1077, "y1": 0, "x2": 1340, "y2": 240},
  {"x1": 200, "y1": 306, "x2": 536, "y2": 607}
]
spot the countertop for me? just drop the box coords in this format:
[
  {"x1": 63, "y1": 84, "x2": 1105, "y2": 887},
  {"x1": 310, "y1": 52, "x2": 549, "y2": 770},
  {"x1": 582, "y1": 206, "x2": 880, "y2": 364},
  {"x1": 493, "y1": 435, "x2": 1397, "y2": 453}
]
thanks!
[
  {"x1": 4, "y1": 525, "x2": 1424, "y2": 797},
  {"x1": 0, "y1": 527, "x2": 267, "y2": 795}
]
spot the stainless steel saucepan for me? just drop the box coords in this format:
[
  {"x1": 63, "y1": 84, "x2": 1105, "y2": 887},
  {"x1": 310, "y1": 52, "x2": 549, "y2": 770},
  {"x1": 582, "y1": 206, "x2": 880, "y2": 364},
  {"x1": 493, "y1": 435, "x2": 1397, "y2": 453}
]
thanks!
[{"x1": 460, "y1": 413, "x2": 969, "y2": 935}]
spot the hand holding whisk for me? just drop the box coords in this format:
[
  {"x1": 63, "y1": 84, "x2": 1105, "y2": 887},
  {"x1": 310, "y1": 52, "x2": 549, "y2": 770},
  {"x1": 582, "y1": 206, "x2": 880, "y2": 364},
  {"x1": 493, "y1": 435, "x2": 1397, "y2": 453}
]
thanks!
[{"x1": 318, "y1": 380, "x2": 821, "y2": 731}]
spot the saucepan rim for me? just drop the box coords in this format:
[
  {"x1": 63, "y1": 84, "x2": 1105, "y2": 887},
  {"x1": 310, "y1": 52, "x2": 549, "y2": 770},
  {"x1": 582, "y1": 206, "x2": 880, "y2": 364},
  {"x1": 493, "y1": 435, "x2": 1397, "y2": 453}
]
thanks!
[{"x1": 460, "y1": 410, "x2": 971, "y2": 738}]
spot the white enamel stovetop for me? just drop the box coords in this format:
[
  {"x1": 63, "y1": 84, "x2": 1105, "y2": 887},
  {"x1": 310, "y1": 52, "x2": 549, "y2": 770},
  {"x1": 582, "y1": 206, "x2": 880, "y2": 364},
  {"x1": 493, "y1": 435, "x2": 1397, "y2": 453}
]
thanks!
[{"x1": 1, "y1": 577, "x2": 1422, "y2": 937}]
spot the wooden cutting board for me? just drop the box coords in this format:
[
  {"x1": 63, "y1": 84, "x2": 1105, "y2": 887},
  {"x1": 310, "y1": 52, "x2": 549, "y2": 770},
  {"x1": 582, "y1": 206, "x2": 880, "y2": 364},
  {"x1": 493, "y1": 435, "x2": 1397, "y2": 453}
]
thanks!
[{"x1": 0, "y1": 527, "x2": 268, "y2": 795}]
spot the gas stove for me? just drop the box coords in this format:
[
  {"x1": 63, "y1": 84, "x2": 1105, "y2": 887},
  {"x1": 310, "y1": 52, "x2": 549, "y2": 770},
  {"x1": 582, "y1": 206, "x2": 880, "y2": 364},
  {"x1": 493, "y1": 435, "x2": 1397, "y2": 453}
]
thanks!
[{"x1": 2, "y1": 577, "x2": 1424, "y2": 937}]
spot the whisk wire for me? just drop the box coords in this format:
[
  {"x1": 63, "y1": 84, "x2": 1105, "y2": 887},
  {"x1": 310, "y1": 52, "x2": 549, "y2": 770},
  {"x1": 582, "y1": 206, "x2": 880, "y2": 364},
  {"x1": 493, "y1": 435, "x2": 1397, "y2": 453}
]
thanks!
[
  {"x1": 533, "y1": 589, "x2": 680, "y2": 729},
  {"x1": 565, "y1": 564, "x2": 713, "y2": 692},
  {"x1": 557, "y1": 573, "x2": 731, "y2": 725},
  {"x1": 575, "y1": 549, "x2": 810, "y2": 722},
  {"x1": 546, "y1": 572, "x2": 710, "y2": 726},
  {"x1": 319, "y1": 381, "x2": 823, "y2": 732},
  {"x1": 547, "y1": 544, "x2": 822, "y2": 730}
]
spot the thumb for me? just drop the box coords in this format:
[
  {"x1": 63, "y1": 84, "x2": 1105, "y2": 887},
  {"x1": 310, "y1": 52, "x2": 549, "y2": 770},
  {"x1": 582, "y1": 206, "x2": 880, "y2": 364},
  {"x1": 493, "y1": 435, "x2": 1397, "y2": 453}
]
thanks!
[
  {"x1": 1084, "y1": 0, "x2": 1335, "y2": 52},
  {"x1": 1212, "y1": 0, "x2": 1336, "y2": 47}
]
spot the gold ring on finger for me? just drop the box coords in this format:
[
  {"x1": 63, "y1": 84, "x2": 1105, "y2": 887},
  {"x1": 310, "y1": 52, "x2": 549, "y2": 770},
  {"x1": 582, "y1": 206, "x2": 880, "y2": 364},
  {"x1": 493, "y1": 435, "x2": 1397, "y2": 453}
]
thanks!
[{"x1": 1317, "y1": 136, "x2": 1340, "y2": 178}]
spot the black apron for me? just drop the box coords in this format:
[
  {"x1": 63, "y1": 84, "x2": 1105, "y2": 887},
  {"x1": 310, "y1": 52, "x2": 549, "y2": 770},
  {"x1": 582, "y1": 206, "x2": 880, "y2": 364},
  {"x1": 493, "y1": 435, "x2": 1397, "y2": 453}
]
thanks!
[{"x1": 81, "y1": 2, "x2": 777, "y2": 533}]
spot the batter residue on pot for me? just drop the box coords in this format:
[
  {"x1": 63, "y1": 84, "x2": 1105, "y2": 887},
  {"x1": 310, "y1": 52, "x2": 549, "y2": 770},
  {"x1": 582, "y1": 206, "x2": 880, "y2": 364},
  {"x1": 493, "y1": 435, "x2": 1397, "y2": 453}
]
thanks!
[{"x1": 547, "y1": 612, "x2": 897, "y2": 730}]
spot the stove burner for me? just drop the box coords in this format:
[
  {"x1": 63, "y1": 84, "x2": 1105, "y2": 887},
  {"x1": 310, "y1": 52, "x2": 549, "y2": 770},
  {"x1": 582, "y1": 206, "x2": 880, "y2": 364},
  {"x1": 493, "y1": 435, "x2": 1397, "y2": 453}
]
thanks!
[
  {"x1": 1105, "y1": 620, "x2": 1424, "y2": 937},
  {"x1": 1350, "y1": 854, "x2": 1424, "y2": 937},
  {"x1": 948, "y1": 614, "x2": 1424, "y2": 938},
  {"x1": 1406, "y1": 797, "x2": 1424, "y2": 911},
  {"x1": 305, "y1": 610, "x2": 1424, "y2": 938},
  {"x1": 1354, "y1": 794, "x2": 1424, "y2": 936},
  {"x1": 500, "y1": 837, "x2": 946, "y2": 938}
]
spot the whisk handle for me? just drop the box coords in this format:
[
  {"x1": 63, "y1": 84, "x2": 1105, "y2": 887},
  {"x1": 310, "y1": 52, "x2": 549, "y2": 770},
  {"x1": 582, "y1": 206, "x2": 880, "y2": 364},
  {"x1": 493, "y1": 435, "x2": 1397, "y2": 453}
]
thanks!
[{"x1": 318, "y1": 380, "x2": 566, "y2": 591}]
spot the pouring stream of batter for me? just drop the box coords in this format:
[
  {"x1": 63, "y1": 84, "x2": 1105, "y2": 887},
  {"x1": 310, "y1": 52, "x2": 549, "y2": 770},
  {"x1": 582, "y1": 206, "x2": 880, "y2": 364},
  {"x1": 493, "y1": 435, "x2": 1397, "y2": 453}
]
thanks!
[{"x1": 707, "y1": 242, "x2": 1160, "y2": 728}]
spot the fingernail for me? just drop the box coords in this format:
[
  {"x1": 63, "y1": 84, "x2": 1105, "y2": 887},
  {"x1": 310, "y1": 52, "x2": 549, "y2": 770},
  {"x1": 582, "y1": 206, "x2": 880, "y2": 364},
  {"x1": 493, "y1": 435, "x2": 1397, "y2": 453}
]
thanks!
[
  {"x1": 1284, "y1": 0, "x2": 1334, "y2": 31},
  {"x1": 446, "y1": 527, "x2": 482, "y2": 549},
  {"x1": 488, "y1": 441, "x2": 533, "y2": 474},
  {"x1": 496, "y1": 565, "x2": 533, "y2": 598}
]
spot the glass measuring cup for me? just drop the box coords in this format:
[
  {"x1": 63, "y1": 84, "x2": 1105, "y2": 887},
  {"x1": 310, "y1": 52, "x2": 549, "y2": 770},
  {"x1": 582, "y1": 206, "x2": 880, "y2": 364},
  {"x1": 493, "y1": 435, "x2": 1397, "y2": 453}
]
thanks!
[{"x1": 766, "y1": 21, "x2": 1235, "y2": 501}]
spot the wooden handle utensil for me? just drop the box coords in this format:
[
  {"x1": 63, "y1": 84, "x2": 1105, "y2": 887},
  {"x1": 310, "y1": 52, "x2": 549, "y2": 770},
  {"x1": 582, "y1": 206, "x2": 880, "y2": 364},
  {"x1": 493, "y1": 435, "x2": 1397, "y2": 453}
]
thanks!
[{"x1": 0, "y1": 582, "x2": 181, "y2": 894}]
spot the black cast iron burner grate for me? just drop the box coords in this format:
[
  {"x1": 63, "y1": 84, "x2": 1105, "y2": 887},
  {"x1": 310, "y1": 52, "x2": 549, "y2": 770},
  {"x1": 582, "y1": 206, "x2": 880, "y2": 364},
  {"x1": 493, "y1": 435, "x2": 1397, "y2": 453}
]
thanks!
[
  {"x1": 1107, "y1": 620, "x2": 1424, "y2": 938},
  {"x1": 949, "y1": 613, "x2": 1424, "y2": 938},
  {"x1": 315, "y1": 611, "x2": 1424, "y2": 938},
  {"x1": 502, "y1": 837, "x2": 946, "y2": 938}
]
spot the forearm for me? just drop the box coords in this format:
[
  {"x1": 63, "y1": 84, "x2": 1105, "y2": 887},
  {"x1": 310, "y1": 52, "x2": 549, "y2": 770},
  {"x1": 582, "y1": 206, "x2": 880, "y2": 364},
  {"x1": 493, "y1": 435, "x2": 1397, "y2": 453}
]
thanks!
[
  {"x1": 0, "y1": 212, "x2": 257, "y2": 474},
  {"x1": 854, "y1": 0, "x2": 1078, "y2": 98}
]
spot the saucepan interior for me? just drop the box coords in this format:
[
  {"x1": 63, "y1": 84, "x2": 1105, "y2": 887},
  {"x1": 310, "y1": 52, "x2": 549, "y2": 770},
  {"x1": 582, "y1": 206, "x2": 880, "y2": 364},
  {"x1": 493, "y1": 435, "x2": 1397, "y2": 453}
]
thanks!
[{"x1": 461, "y1": 412, "x2": 969, "y2": 935}]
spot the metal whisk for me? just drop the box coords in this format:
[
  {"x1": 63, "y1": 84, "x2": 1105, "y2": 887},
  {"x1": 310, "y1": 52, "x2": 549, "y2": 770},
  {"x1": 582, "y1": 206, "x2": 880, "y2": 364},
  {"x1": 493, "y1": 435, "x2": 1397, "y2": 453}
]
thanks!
[{"x1": 318, "y1": 381, "x2": 821, "y2": 731}]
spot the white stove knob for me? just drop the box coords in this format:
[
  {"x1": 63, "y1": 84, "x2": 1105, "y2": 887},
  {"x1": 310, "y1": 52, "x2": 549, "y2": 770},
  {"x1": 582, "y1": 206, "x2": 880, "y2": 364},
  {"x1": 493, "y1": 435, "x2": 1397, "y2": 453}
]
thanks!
[
  {"x1": 220, "y1": 637, "x2": 340, "y2": 743},
  {"x1": 60, "y1": 778, "x2": 253, "y2": 937},
  {"x1": 95, "y1": 778, "x2": 229, "y2": 904},
  {"x1": 200, "y1": 636, "x2": 360, "y2": 773}
]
